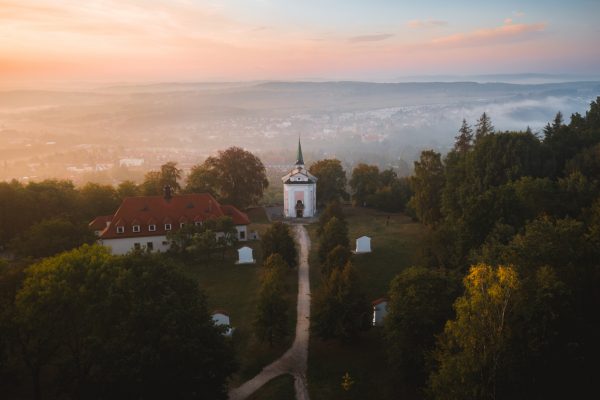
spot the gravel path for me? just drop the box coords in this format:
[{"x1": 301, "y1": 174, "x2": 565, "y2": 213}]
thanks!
[{"x1": 228, "y1": 224, "x2": 311, "y2": 400}]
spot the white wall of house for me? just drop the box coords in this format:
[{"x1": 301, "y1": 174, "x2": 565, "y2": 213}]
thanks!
[
  {"x1": 102, "y1": 224, "x2": 248, "y2": 255},
  {"x1": 102, "y1": 235, "x2": 170, "y2": 255},
  {"x1": 283, "y1": 183, "x2": 317, "y2": 218},
  {"x1": 372, "y1": 301, "x2": 389, "y2": 327}
]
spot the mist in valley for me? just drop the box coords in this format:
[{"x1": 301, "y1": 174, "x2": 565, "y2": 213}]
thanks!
[{"x1": 1, "y1": 79, "x2": 599, "y2": 185}]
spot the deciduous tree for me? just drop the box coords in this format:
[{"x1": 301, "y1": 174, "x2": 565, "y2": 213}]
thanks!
[{"x1": 309, "y1": 159, "x2": 348, "y2": 206}]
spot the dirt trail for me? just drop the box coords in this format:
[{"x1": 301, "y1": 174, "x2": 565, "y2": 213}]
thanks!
[{"x1": 228, "y1": 224, "x2": 311, "y2": 400}]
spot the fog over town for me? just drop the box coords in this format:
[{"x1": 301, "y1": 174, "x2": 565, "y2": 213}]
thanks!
[{"x1": 1, "y1": 78, "x2": 599, "y2": 184}]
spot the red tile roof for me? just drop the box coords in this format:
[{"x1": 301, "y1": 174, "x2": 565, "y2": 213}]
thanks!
[
  {"x1": 89, "y1": 215, "x2": 113, "y2": 231},
  {"x1": 96, "y1": 193, "x2": 250, "y2": 240},
  {"x1": 372, "y1": 297, "x2": 388, "y2": 306}
]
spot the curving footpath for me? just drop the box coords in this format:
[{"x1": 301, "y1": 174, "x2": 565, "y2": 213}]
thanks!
[{"x1": 228, "y1": 224, "x2": 311, "y2": 400}]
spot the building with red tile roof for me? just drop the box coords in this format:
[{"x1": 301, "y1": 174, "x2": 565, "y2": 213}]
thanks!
[{"x1": 90, "y1": 192, "x2": 250, "y2": 255}]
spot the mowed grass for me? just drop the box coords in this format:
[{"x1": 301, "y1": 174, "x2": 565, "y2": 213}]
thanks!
[
  {"x1": 247, "y1": 374, "x2": 296, "y2": 400},
  {"x1": 307, "y1": 207, "x2": 426, "y2": 400},
  {"x1": 179, "y1": 209, "x2": 298, "y2": 386}
]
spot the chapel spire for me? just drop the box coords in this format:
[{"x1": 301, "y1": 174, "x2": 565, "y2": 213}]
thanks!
[{"x1": 295, "y1": 137, "x2": 304, "y2": 166}]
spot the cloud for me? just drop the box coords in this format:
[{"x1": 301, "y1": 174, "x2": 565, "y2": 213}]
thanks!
[
  {"x1": 431, "y1": 21, "x2": 546, "y2": 47},
  {"x1": 407, "y1": 19, "x2": 448, "y2": 29},
  {"x1": 504, "y1": 18, "x2": 513, "y2": 25},
  {"x1": 348, "y1": 33, "x2": 394, "y2": 43},
  {"x1": 513, "y1": 11, "x2": 525, "y2": 17}
]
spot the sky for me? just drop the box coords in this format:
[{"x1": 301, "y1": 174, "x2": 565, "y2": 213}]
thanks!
[{"x1": 1, "y1": 0, "x2": 599, "y2": 85}]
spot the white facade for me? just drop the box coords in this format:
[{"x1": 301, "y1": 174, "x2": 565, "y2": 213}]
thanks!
[
  {"x1": 237, "y1": 246, "x2": 255, "y2": 264},
  {"x1": 212, "y1": 312, "x2": 233, "y2": 337},
  {"x1": 102, "y1": 235, "x2": 170, "y2": 255},
  {"x1": 372, "y1": 300, "x2": 388, "y2": 327},
  {"x1": 102, "y1": 225, "x2": 248, "y2": 255},
  {"x1": 283, "y1": 180, "x2": 317, "y2": 218},
  {"x1": 355, "y1": 236, "x2": 372, "y2": 253}
]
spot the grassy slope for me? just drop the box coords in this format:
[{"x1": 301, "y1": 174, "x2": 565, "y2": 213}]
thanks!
[
  {"x1": 180, "y1": 207, "x2": 298, "y2": 385},
  {"x1": 307, "y1": 207, "x2": 426, "y2": 400},
  {"x1": 247, "y1": 374, "x2": 296, "y2": 400}
]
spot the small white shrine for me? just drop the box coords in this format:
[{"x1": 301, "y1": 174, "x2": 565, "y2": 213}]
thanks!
[
  {"x1": 212, "y1": 311, "x2": 233, "y2": 336},
  {"x1": 355, "y1": 236, "x2": 372, "y2": 253},
  {"x1": 236, "y1": 246, "x2": 255, "y2": 264},
  {"x1": 282, "y1": 138, "x2": 317, "y2": 218},
  {"x1": 372, "y1": 298, "x2": 388, "y2": 327}
]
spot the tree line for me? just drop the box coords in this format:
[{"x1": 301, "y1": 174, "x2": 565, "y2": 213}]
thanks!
[{"x1": 392, "y1": 98, "x2": 600, "y2": 399}]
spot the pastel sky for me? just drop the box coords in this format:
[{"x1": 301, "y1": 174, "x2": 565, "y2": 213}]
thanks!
[{"x1": 1, "y1": 0, "x2": 599, "y2": 84}]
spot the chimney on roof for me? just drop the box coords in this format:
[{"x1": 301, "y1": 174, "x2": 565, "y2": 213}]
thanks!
[{"x1": 163, "y1": 185, "x2": 172, "y2": 201}]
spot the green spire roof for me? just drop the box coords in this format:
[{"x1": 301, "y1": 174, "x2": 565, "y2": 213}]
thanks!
[{"x1": 295, "y1": 137, "x2": 304, "y2": 166}]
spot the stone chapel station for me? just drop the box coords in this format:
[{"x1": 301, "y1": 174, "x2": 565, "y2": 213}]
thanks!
[{"x1": 282, "y1": 139, "x2": 317, "y2": 218}]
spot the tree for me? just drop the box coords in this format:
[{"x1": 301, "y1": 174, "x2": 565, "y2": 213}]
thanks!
[
  {"x1": 78, "y1": 182, "x2": 120, "y2": 220},
  {"x1": 475, "y1": 112, "x2": 494, "y2": 141},
  {"x1": 317, "y1": 200, "x2": 345, "y2": 236},
  {"x1": 254, "y1": 254, "x2": 289, "y2": 346},
  {"x1": 321, "y1": 244, "x2": 351, "y2": 276},
  {"x1": 141, "y1": 162, "x2": 183, "y2": 195},
  {"x1": 191, "y1": 147, "x2": 268, "y2": 209},
  {"x1": 261, "y1": 222, "x2": 297, "y2": 268},
  {"x1": 318, "y1": 216, "x2": 349, "y2": 262},
  {"x1": 11, "y1": 218, "x2": 95, "y2": 259},
  {"x1": 349, "y1": 163, "x2": 380, "y2": 207},
  {"x1": 309, "y1": 159, "x2": 348, "y2": 206},
  {"x1": 311, "y1": 262, "x2": 371, "y2": 341},
  {"x1": 428, "y1": 264, "x2": 520, "y2": 400},
  {"x1": 185, "y1": 163, "x2": 220, "y2": 195},
  {"x1": 385, "y1": 267, "x2": 459, "y2": 385},
  {"x1": 12, "y1": 245, "x2": 236, "y2": 399},
  {"x1": 454, "y1": 119, "x2": 474, "y2": 152},
  {"x1": 409, "y1": 150, "x2": 445, "y2": 226},
  {"x1": 116, "y1": 180, "x2": 140, "y2": 199}
]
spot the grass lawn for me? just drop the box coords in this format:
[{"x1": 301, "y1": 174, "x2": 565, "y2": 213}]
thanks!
[
  {"x1": 307, "y1": 206, "x2": 426, "y2": 400},
  {"x1": 178, "y1": 208, "x2": 298, "y2": 386},
  {"x1": 247, "y1": 374, "x2": 296, "y2": 400}
]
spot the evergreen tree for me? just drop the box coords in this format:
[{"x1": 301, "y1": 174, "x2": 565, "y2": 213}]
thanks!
[
  {"x1": 321, "y1": 244, "x2": 351, "y2": 276},
  {"x1": 454, "y1": 119, "x2": 474, "y2": 152},
  {"x1": 254, "y1": 255, "x2": 289, "y2": 346},
  {"x1": 261, "y1": 222, "x2": 298, "y2": 268},
  {"x1": 408, "y1": 150, "x2": 445, "y2": 226},
  {"x1": 475, "y1": 112, "x2": 494, "y2": 141},
  {"x1": 317, "y1": 200, "x2": 346, "y2": 236},
  {"x1": 311, "y1": 262, "x2": 371, "y2": 341},
  {"x1": 318, "y1": 216, "x2": 349, "y2": 262}
]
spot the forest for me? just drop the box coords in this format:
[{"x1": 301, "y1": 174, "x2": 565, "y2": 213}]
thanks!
[{"x1": 0, "y1": 98, "x2": 598, "y2": 399}]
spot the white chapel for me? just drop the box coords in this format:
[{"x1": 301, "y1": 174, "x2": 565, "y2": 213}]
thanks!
[{"x1": 282, "y1": 139, "x2": 317, "y2": 218}]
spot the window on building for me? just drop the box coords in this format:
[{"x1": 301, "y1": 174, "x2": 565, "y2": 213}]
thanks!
[
  {"x1": 116, "y1": 226, "x2": 124, "y2": 234},
  {"x1": 239, "y1": 230, "x2": 246, "y2": 240},
  {"x1": 149, "y1": 224, "x2": 156, "y2": 232},
  {"x1": 195, "y1": 221, "x2": 202, "y2": 226},
  {"x1": 134, "y1": 243, "x2": 141, "y2": 250},
  {"x1": 180, "y1": 222, "x2": 186, "y2": 228},
  {"x1": 147, "y1": 242, "x2": 154, "y2": 251},
  {"x1": 133, "y1": 225, "x2": 140, "y2": 232},
  {"x1": 164, "y1": 223, "x2": 172, "y2": 231}
]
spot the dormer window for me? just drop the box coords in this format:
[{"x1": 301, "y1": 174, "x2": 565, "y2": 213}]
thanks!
[
  {"x1": 116, "y1": 226, "x2": 124, "y2": 234},
  {"x1": 195, "y1": 221, "x2": 202, "y2": 227},
  {"x1": 133, "y1": 225, "x2": 140, "y2": 233},
  {"x1": 149, "y1": 224, "x2": 156, "y2": 232},
  {"x1": 164, "y1": 223, "x2": 172, "y2": 231},
  {"x1": 180, "y1": 222, "x2": 186, "y2": 228}
]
